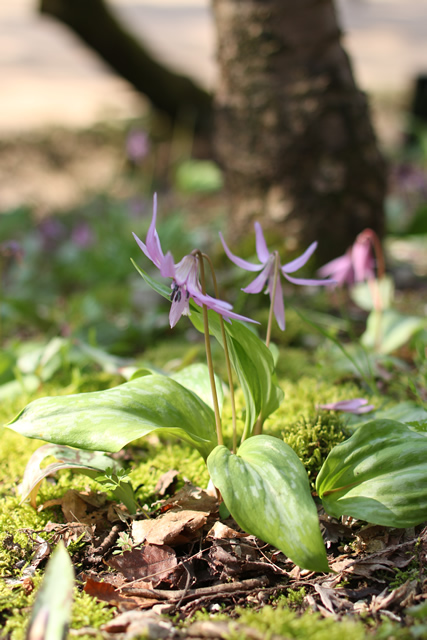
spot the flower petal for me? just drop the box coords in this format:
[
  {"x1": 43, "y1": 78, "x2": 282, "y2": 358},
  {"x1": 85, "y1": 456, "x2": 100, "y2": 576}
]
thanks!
[
  {"x1": 254, "y1": 222, "x2": 270, "y2": 263},
  {"x1": 317, "y1": 253, "x2": 354, "y2": 286},
  {"x1": 169, "y1": 293, "x2": 190, "y2": 328},
  {"x1": 132, "y1": 232, "x2": 153, "y2": 264},
  {"x1": 268, "y1": 274, "x2": 285, "y2": 330},
  {"x1": 352, "y1": 236, "x2": 375, "y2": 282},
  {"x1": 283, "y1": 274, "x2": 335, "y2": 287},
  {"x1": 160, "y1": 252, "x2": 176, "y2": 278},
  {"x1": 317, "y1": 398, "x2": 375, "y2": 414},
  {"x1": 242, "y1": 258, "x2": 274, "y2": 294},
  {"x1": 145, "y1": 193, "x2": 165, "y2": 267},
  {"x1": 219, "y1": 232, "x2": 263, "y2": 272},
  {"x1": 281, "y1": 242, "x2": 318, "y2": 274}
]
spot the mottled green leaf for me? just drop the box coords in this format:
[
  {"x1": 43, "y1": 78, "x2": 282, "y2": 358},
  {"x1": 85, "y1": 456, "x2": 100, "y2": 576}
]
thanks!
[
  {"x1": 7, "y1": 374, "x2": 216, "y2": 460},
  {"x1": 20, "y1": 444, "x2": 121, "y2": 508},
  {"x1": 208, "y1": 435, "x2": 329, "y2": 572},
  {"x1": 317, "y1": 419, "x2": 427, "y2": 527}
]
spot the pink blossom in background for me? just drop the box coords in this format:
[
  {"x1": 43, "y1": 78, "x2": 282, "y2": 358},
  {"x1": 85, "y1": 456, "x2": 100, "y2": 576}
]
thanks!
[{"x1": 316, "y1": 398, "x2": 375, "y2": 414}]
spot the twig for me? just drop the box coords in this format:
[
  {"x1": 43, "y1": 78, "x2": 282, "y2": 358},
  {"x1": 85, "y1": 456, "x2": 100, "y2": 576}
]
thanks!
[{"x1": 121, "y1": 575, "x2": 269, "y2": 601}]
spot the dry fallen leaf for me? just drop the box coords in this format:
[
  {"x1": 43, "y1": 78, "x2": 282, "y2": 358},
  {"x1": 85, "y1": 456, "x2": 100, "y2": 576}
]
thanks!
[
  {"x1": 154, "y1": 470, "x2": 179, "y2": 496},
  {"x1": 207, "y1": 521, "x2": 248, "y2": 540},
  {"x1": 132, "y1": 509, "x2": 208, "y2": 546},
  {"x1": 83, "y1": 576, "x2": 157, "y2": 610},
  {"x1": 107, "y1": 545, "x2": 177, "y2": 587},
  {"x1": 41, "y1": 490, "x2": 106, "y2": 524}
]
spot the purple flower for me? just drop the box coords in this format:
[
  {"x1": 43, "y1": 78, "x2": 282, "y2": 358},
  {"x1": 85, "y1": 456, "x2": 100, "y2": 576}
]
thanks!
[
  {"x1": 126, "y1": 129, "x2": 150, "y2": 163},
  {"x1": 219, "y1": 223, "x2": 334, "y2": 330},
  {"x1": 71, "y1": 222, "x2": 95, "y2": 248},
  {"x1": 133, "y1": 195, "x2": 257, "y2": 328},
  {"x1": 317, "y1": 231, "x2": 375, "y2": 286},
  {"x1": 316, "y1": 398, "x2": 375, "y2": 414}
]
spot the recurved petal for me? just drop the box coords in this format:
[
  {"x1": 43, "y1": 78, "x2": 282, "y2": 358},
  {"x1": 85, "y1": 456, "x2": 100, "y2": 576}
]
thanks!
[
  {"x1": 254, "y1": 222, "x2": 270, "y2": 263},
  {"x1": 283, "y1": 273, "x2": 335, "y2": 287},
  {"x1": 317, "y1": 253, "x2": 353, "y2": 285},
  {"x1": 316, "y1": 398, "x2": 375, "y2": 414},
  {"x1": 242, "y1": 259, "x2": 274, "y2": 294},
  {"x1": 281, "y1": 242, "x2": 318, "y2": 274},
  {"x1": 145, "y1": 193, "x2": 165, "y2": 267},
  {"x1": 268, "y1": 274, "x2": 285, "y2": 330},
  {"x1": 219, "y1": 232, "x2": 263, "y2": 272}
]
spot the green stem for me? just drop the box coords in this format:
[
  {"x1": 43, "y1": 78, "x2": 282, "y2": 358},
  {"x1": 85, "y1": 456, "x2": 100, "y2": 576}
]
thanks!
[
  {"x1": 265, "y1": 252, "x2": 280, "y2": 348},
  {"x1": 202, "y1": 253, "x2": 237, "y2": 453},
  {"x1": 194, "y1": 251, "x2": 223, "y2": 446},
  {"x1": 253, "y1": 252, "x2": 281, "y2": 437}
]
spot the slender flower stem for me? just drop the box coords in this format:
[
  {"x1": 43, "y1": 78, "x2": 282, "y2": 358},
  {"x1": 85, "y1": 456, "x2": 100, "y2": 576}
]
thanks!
[
  {"x1": 360, "y1": 229, "x2": 385, "y2": 351},
  {"x1": 253, "y1": 252, "x2": 281, "y2": 437},
  {"x1": 202, "y1": 253, "x2": 238, "y2": 453},
  {"x1": 193, "y1": 251, "x2": 223, "y2": 446},
  {"x1": 265, "y1": 251, "x2": 281, "y2": 348}
]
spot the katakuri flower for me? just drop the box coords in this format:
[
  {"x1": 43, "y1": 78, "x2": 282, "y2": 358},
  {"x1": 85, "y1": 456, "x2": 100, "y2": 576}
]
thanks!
[
  {"x1": 133, "y1": 195, "x2": 257, "y2": 328},
  {"x1": 316, "y1": 398, "x2": 375, "y2": 414},
  {"x1": 219, "y1": 223, "x2": 335, "y2": 331},
  {"x1": 317, "y1": 230, "x2": 376, "y2": 286}
]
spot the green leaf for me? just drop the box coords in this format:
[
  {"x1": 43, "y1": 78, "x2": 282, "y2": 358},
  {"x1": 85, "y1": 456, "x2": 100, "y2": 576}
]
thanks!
[
  {"x1": 6, "y1": 374, "x2": 217, "y2": 460},
  {"x1": 317, "y1": 419, "x2": 427, "y2": 527},
  {"x1": 207, "y1": 435, "x2": 329, "y2": 572},
  {"x1": 21, "y1": 443, "x2": 120, "y2": 508},
  {"x1": 346, "y1": 401, "x2": 427, "y2": 431},
  {"x1": 131, "y1": 259, "x2": 171, "y2": 300},
  {"x1": 191, "y1": 311, "x2": 283, "y2": 439},
  {"x1": 175, "y1": 159, "x2": 223, "y2": 193},
  {"x1": 361, "y1": 309, "x2": 426, "y2": 354},
  {"x1": 170, "y1": 363, "x2": 224, "y2": 414},
  {"x1": 27, "y1": 542, "x2": 74, "y2": 640},
  {"x1": 350, "y1": 276, "x2": 394, "y2": 311}
]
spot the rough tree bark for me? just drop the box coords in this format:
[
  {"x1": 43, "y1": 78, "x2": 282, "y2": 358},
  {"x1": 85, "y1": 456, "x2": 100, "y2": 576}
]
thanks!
[
  {"x1": 212, "y1": 0, "x2": 387, "y2": 260},
  {"x1": 39, "y1": 0, "x2": 213, "y2": 131}
]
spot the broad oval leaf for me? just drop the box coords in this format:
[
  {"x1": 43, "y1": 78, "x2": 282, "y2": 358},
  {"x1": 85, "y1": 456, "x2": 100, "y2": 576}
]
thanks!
[
  {"x1": 207, "y1": 435, "x2": 329, "y2": 572},
  {"x1": 6, "y1": 374, "x2": 217, "y2": 460},
  {"x1": 317, "y1": 419, "x2": 427, "y2": 527},
  {"x1": 171, "y1": 363, "x2": 224, "y2": 414}
]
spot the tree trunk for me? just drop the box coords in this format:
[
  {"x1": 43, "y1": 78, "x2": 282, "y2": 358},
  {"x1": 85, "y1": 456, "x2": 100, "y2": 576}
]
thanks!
[
  {"x1": 39, "y1": 0, "x2": 213, "y2": 131},
  {"x1": 212, "y1": 0, "x2": 387, "y2": 261}
]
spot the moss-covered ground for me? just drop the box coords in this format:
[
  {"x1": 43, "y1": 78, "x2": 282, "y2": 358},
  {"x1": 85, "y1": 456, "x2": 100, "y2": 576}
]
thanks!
[{"x1": 0, "y1": 343, "x2": 425, "y2": 640}]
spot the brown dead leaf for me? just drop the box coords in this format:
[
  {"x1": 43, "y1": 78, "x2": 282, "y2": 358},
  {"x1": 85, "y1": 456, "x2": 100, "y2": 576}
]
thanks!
[
  {"x1": 371, "y1": 579, "x2": 419, "y2": 613},
  {"x1": 41, "y1": 489, "x2": 106, "y2": 524},
  {"x1": 132, "y1": 509, "x2": 208, "y2": 546},
  {"x1": 160, "y1": 482, "x2": 217, "y2": 514},
  {"x1": 102, "y1": 610, "x2": 175, "y2": 637},
  {"x1": 154, "y1": 470, "x2": 179, "y2": 496},
  {"x1": 207, "y1": 522, "x2": 248, "y2": 540},
  {"x1": 106, "y1": 545, "x2": 177, "y2": 587},
  {"x1": 83, "y1": 575, "x2": 157, "y2": 610}
]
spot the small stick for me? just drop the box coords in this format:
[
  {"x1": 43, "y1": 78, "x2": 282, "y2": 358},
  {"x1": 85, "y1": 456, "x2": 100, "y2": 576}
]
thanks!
[{"x1": 121, "y1": 575, "x2": 269, "y2": 601}]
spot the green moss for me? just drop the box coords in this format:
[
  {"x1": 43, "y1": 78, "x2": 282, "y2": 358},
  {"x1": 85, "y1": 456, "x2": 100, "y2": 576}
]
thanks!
[
  {"x1": 70, "y1": 589, "x2": 114, "y2": 637},
  {"x1": 0, "y1": 577, "x2": 113, "y2": 640},
  {"x1": 227, "y1": 603, "x2": 368, "y2": 640}
]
